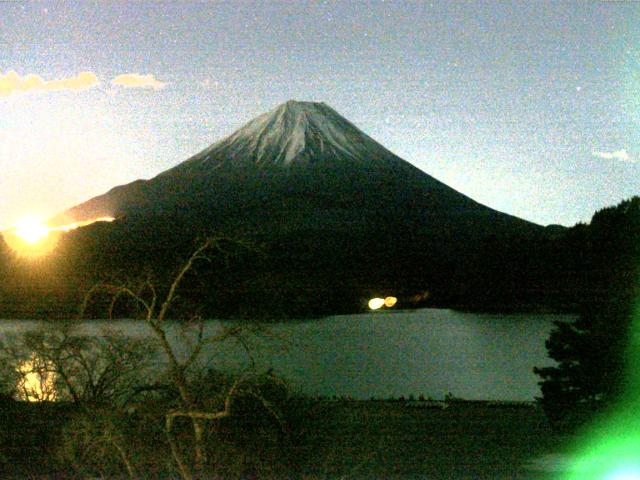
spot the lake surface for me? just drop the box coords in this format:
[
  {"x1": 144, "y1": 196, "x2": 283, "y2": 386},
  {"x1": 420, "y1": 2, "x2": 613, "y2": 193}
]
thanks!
[{"x1": 0, "y1": 309, "x2": 573, "y2": 401}]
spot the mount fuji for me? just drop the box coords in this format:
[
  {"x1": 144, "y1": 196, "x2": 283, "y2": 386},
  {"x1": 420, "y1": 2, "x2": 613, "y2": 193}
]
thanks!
[
  {"x1": 57, "y1": 100, "x2": 536, "y2": 231},
  {"x1": 53, "y1": 101, "x2": 547, "y2": 316}
]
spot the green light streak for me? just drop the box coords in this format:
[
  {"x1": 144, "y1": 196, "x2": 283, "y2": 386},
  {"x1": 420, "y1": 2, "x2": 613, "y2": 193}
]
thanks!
[{"x1": 560, "y1": 300, "x2": 640, "y2": 479}]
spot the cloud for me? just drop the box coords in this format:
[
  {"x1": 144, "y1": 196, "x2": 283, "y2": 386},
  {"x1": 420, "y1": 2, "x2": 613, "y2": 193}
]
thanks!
[
  {"x1": 111, "y1": 73, "x2": 166, "y2": 90},
  {"x1": 592, "y1": 149, "x2": 634, "y2": 163},
  {"x1": 199, "y1": 78, "x2": 220, "y2": 88},
  {"x1": 0, "y1": 70, "x2": 99, "y2": 96}
]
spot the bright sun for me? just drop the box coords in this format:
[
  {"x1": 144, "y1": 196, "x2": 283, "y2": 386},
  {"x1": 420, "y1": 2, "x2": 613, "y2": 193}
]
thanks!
[
  {"x1": 14, "y1": 217, "x2": 50, "y2": 244},
  {"x1": 2, "y1": 215, "x2": 115, "y2": 257}
]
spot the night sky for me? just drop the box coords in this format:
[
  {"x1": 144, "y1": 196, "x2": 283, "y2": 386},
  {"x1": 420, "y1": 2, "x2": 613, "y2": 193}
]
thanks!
[{"x1": 0, "y1": 1, "x2": 638, "y2": 227}]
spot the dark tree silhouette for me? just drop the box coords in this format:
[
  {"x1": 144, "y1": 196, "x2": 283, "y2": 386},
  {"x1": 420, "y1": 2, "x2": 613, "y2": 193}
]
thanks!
[
  {"x1": 535, "y1": 197, "x2": 640, "y2": 430},
  {"x1": 84, "y1": 236, "x2": 284, "y2": 480}
]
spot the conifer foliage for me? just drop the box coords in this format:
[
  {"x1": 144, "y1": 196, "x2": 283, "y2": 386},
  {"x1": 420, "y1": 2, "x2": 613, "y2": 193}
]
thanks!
[{"x1": 535, "y1": 197, "x2": 640, "y2": 429}]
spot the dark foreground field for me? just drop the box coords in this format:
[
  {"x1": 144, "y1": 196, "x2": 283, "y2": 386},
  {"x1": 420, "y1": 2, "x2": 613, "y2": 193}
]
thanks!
[
  {"x1": 0, "y1": 399, "x2": 568, "y2": 479},
  {"x1": 294, "y1": 400, "x2": 566, "y2": 480}
]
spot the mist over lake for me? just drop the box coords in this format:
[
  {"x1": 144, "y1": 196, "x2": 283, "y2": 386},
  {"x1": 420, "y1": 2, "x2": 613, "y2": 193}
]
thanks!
[{"x1": 0, "y1": 309, "x2": 571, "y2": 401}]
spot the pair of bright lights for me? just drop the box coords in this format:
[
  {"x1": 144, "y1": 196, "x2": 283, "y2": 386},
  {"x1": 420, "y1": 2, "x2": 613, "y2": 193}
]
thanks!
[{"x1": 368, "y1": 296, "x2": 398, "y2": 310}]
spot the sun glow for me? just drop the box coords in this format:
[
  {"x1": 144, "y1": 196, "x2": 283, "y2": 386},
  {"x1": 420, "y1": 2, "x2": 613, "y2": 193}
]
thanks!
[
  {"x1": 1, "y1": 216, "x2": 115, "y2": 257},
  {"x1": 14, "y1": 216, "x2": 49, "y2": 244},
  {"x1": 54, "y1": 216, "x2": 115, "y2": 232}
]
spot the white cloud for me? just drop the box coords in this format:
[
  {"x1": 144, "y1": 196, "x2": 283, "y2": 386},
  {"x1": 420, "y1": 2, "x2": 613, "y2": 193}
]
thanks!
[
  {"x1": 111, "y1": 73, "x2": 167, "y2": 90},
  {"x1": 592, "y1": 149, "x2": 634, "y2": 163},
  {"x1": 199, "y1": 78, "x2": 220, "y2": 88},
  {"x1": 0, "y1": 70, "x2": 99, "y2": 96}
]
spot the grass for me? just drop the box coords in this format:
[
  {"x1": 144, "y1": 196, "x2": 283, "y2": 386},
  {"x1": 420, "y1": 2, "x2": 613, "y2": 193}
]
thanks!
[
  {"x1": 0, "y1": 398, "x2": 570, "y2": 479},
  {"x1": 291, "y1": 400, "x2": 567, "y2": 480}
]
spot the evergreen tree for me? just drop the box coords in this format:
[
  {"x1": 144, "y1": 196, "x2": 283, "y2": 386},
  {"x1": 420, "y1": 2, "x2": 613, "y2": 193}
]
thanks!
[{"x1": 535, "y1": 197, "x2": 640, "y2": 430}]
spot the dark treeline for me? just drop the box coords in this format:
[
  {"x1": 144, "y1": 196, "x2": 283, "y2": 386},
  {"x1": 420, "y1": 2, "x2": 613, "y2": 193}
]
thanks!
[
  {"x1": 535, "y1": 196, "x2": 640, "y2": 430},
  {"x1": 0, "y1": 196, "x2": 638, "y2": 320}
]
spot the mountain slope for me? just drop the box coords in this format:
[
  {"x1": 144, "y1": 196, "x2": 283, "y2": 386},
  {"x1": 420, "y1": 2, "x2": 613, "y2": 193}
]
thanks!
[
  {"x1": 51, "y1": 100, "x2": 547, "y2": 316},
  {"x1": 55, "y1": 100, "x2": 535, "y2": 233}
]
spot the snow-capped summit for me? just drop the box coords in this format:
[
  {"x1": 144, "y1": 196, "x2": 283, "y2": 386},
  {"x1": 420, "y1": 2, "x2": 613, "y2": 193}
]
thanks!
[{"x1": 164, "y1": 100, "x2": 403, "y2": 174}]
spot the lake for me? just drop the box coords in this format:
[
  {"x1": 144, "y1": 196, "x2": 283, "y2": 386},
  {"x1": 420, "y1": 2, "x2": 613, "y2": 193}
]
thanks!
[{"x1": 0, "y1": 308, "x2": 573, "y2": 401}]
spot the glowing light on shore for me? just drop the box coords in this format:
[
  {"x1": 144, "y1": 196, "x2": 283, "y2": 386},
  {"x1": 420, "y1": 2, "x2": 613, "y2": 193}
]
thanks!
[
  {"x1": 368, "y1": 298, "x2": 385, "y2": 310},
  {"x1": 369, "y1": 296, "x2": 398, "y2": 310},
  {"x1": 368, "y1": 296, "x2": 398, "y2": 310}
]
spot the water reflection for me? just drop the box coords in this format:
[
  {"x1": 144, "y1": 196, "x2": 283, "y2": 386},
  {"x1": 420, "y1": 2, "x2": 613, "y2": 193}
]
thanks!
[
  {"x1": 1, "y1": 325, "x2": 157, "y2": 405},
  {"x1": 16, "y1": 355, "x2": 58, "y2": 402},
  {"x1": 0, "y1": 310, "x2": 567, "y2": 401}
]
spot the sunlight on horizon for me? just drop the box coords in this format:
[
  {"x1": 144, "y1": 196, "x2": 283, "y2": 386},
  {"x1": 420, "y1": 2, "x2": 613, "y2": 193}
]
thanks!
[
  {"x1": 14, "y1": 216, "x2": 49, "y2": 244},
  {"x1": 1, "y1": 215, "x2": 115, "y2": 257}
]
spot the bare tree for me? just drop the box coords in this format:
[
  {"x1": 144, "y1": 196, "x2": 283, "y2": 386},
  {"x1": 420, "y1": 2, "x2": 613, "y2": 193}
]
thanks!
[
  {"x1": 0, "y1": 321, "x2": 156, "y2": 479},
  {"x1": 0, "y1": 321, "x2": 154, "y2": 405},
  {"x1": 82, "y1": 236, "x2": 284, "y2": 480}
]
